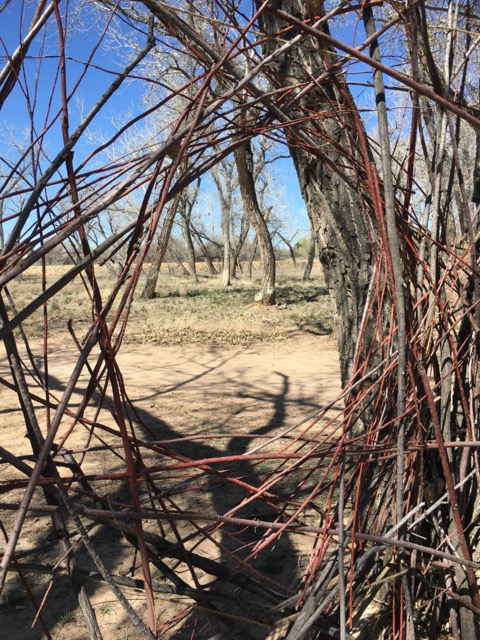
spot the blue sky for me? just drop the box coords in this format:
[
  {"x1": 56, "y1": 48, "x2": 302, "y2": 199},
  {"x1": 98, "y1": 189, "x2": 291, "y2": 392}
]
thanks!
[
  {"x1": 0, "y1": 0, "x2": 146, "y2": 156},
  {"x1": 1, "y1": 0, "x2": 389, "y2": 242}
]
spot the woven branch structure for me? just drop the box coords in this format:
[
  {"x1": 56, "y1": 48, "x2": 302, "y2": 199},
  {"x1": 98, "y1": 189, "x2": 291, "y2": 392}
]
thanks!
[{"x1": 0, "y1": 1, "x2": 480, "y2": 638}]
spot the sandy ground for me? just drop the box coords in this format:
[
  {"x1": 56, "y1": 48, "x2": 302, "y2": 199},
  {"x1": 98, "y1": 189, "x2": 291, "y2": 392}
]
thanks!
[{"x1": 0, "y1": 333, "x2": 341, "y2": 639}]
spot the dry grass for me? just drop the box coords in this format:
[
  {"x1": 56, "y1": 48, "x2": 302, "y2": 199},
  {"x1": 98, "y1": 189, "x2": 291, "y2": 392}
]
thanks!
[{"x1": 7, "y1": 260, "x2": 334, "y2": 346}]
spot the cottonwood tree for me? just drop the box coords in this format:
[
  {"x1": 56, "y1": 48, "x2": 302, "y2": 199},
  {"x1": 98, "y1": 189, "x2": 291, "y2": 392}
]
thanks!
[
  {"x1": 211, "y1": 156, "x2": 238, "y2": 287},
  {"x1": 111, "y1": 2, "x2": 480, "y2": 637},
  {"x1": 212, "y1": 135, "x2": 278, "y2": 300},
  {"x1": 140, "y1": 165, "x2": 204, "y2": 298},
  {"x1": 178, "y1": 177, "x2": 201, "y2": 280},
  {"x1": 140, "y1": 191, "x2": 182, "y2": 298},
  {"x1": 234, "y1": 114, "x2": 276, "y2": 303},
  {"x1": 257, "y1": 2, "x2": 381, "y2": 384}
]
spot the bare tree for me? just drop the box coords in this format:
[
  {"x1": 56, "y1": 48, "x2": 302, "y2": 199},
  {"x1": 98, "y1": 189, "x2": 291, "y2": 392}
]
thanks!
[
  {"x1": 256, "y1": 2, "x2": 379, "y2": 383},
  {"x1": 234, "y1": 136, "x2": 276, "y2": 304},
  {"x1": 179, "y1": 178, "x2": 201, "y2": 281},
  {"x1": 211, "y1": 157, "x2": 237, "y2": 287},
  {"x1": 141, "y1": 192, "x2": 181, "y2": 299}
]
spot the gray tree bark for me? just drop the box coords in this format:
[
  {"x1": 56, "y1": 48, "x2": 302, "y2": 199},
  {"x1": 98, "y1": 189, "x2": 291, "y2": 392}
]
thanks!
[
  {"x1": 141, "y1": 194, "x2": 181, "y2": 299},
  {"x1": 234, "y1": 140, "x2": 276, "y2": 305},
  {"x1": 302, "y1": 222, "x2": 316, "y2": 280},
  {"x1": 220, "y1": 205, "x2": 232, "y2": 287},
  {"x1": 179, "y1": 180, "x2": 200, "y2": 281},
  {"x1": 180, "y1": 209, "x2": 198, "y2": 281},
  {"x1": 212, "y1": 164, "x2": 234, "y2": 287},
  {"x1": 258, "y1": 1, "x2": 378, "y2": 383}
]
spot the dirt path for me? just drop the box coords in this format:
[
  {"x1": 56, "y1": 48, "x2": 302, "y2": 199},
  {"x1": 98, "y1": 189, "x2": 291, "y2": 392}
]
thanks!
[{"x1": 0, "y1": 333, "x2": 341, "y2": 639}]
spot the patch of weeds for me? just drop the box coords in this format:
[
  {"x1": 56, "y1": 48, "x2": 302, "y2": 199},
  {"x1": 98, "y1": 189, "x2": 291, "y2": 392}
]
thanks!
[
  {"x1": 185, "y1": 288, "x2": 210, "y2": 298},
  {"x1": 58, "y1": 609, "x2": 76, "y2": 626},
  {"x1": 14, "y1": 261, "x2": 333, "y2": 345},
  {"x1": 184, "y1": 287, "x2": 243, "y2": 303},
  {"x1": 100, "y1": 601, "x2": 115, "y2": 616}
]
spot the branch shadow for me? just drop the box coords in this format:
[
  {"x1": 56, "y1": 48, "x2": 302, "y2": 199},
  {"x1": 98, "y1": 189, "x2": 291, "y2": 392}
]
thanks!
[{"x1": 1, "y1": 341, "x2": 336, "y2": 639}]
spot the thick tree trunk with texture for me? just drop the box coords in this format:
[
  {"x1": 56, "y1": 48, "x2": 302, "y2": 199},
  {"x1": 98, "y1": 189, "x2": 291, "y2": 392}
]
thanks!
[
  {"x1": 296, "y1": 152, "x2": 374, "y2": 383},
  {"x1": 259, "y1": 1, "x2": 378, "y2": 383},
  {"x1": 234, "y1": 140, "x2": 275, "y2": 305}
]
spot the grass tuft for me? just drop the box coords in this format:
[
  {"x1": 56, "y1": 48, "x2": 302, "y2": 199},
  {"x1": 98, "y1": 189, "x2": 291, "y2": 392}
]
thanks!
[{"x1": 57, "y1": 609, "x2": 76, "y2": 626}]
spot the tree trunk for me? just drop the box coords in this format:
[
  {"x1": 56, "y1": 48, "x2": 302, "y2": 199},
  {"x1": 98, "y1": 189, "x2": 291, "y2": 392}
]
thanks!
[
  {"x1": 141, "y1": 194, "x2": 181, "y2": 299},
  {"x1": 258, "y1": 1, "x2": 378, "y2": 383},
  {"x1": 234, "y1": 140, "x2": 275, "y2": 305},
  {"x1": 247, "y1": 239, "x2": 257, "y2": 279},
  {"x1": 298, "y1": 160, "x2": 374, "y2": 384},
  {"x1": 302, "y1": 223, "x2": 316, "y2": 280},
  {"x1": 179, "y1": 179, "x2": 200, "y2": 281},
  {"x1": 211, "y1": 163, "x2": 235, "y2": 287},
  {"x1": 193, "y1": 231, "x2": 217, "y2": 275},
  {"x1": 276, "y1": 231, "x2": 297, "y2": 267},
  {"x1": 220, "y1": 204, "x2": 231, "y2": 287},
  {"x1": 230, "y1": 219, "x2": 250, "y2": 280},
  {"x1": 180, "y1": 209, "x2": 198, "y2": 281},
  {"x1": 169, "y1": 239, "x2": 190, "y2": 276}
]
